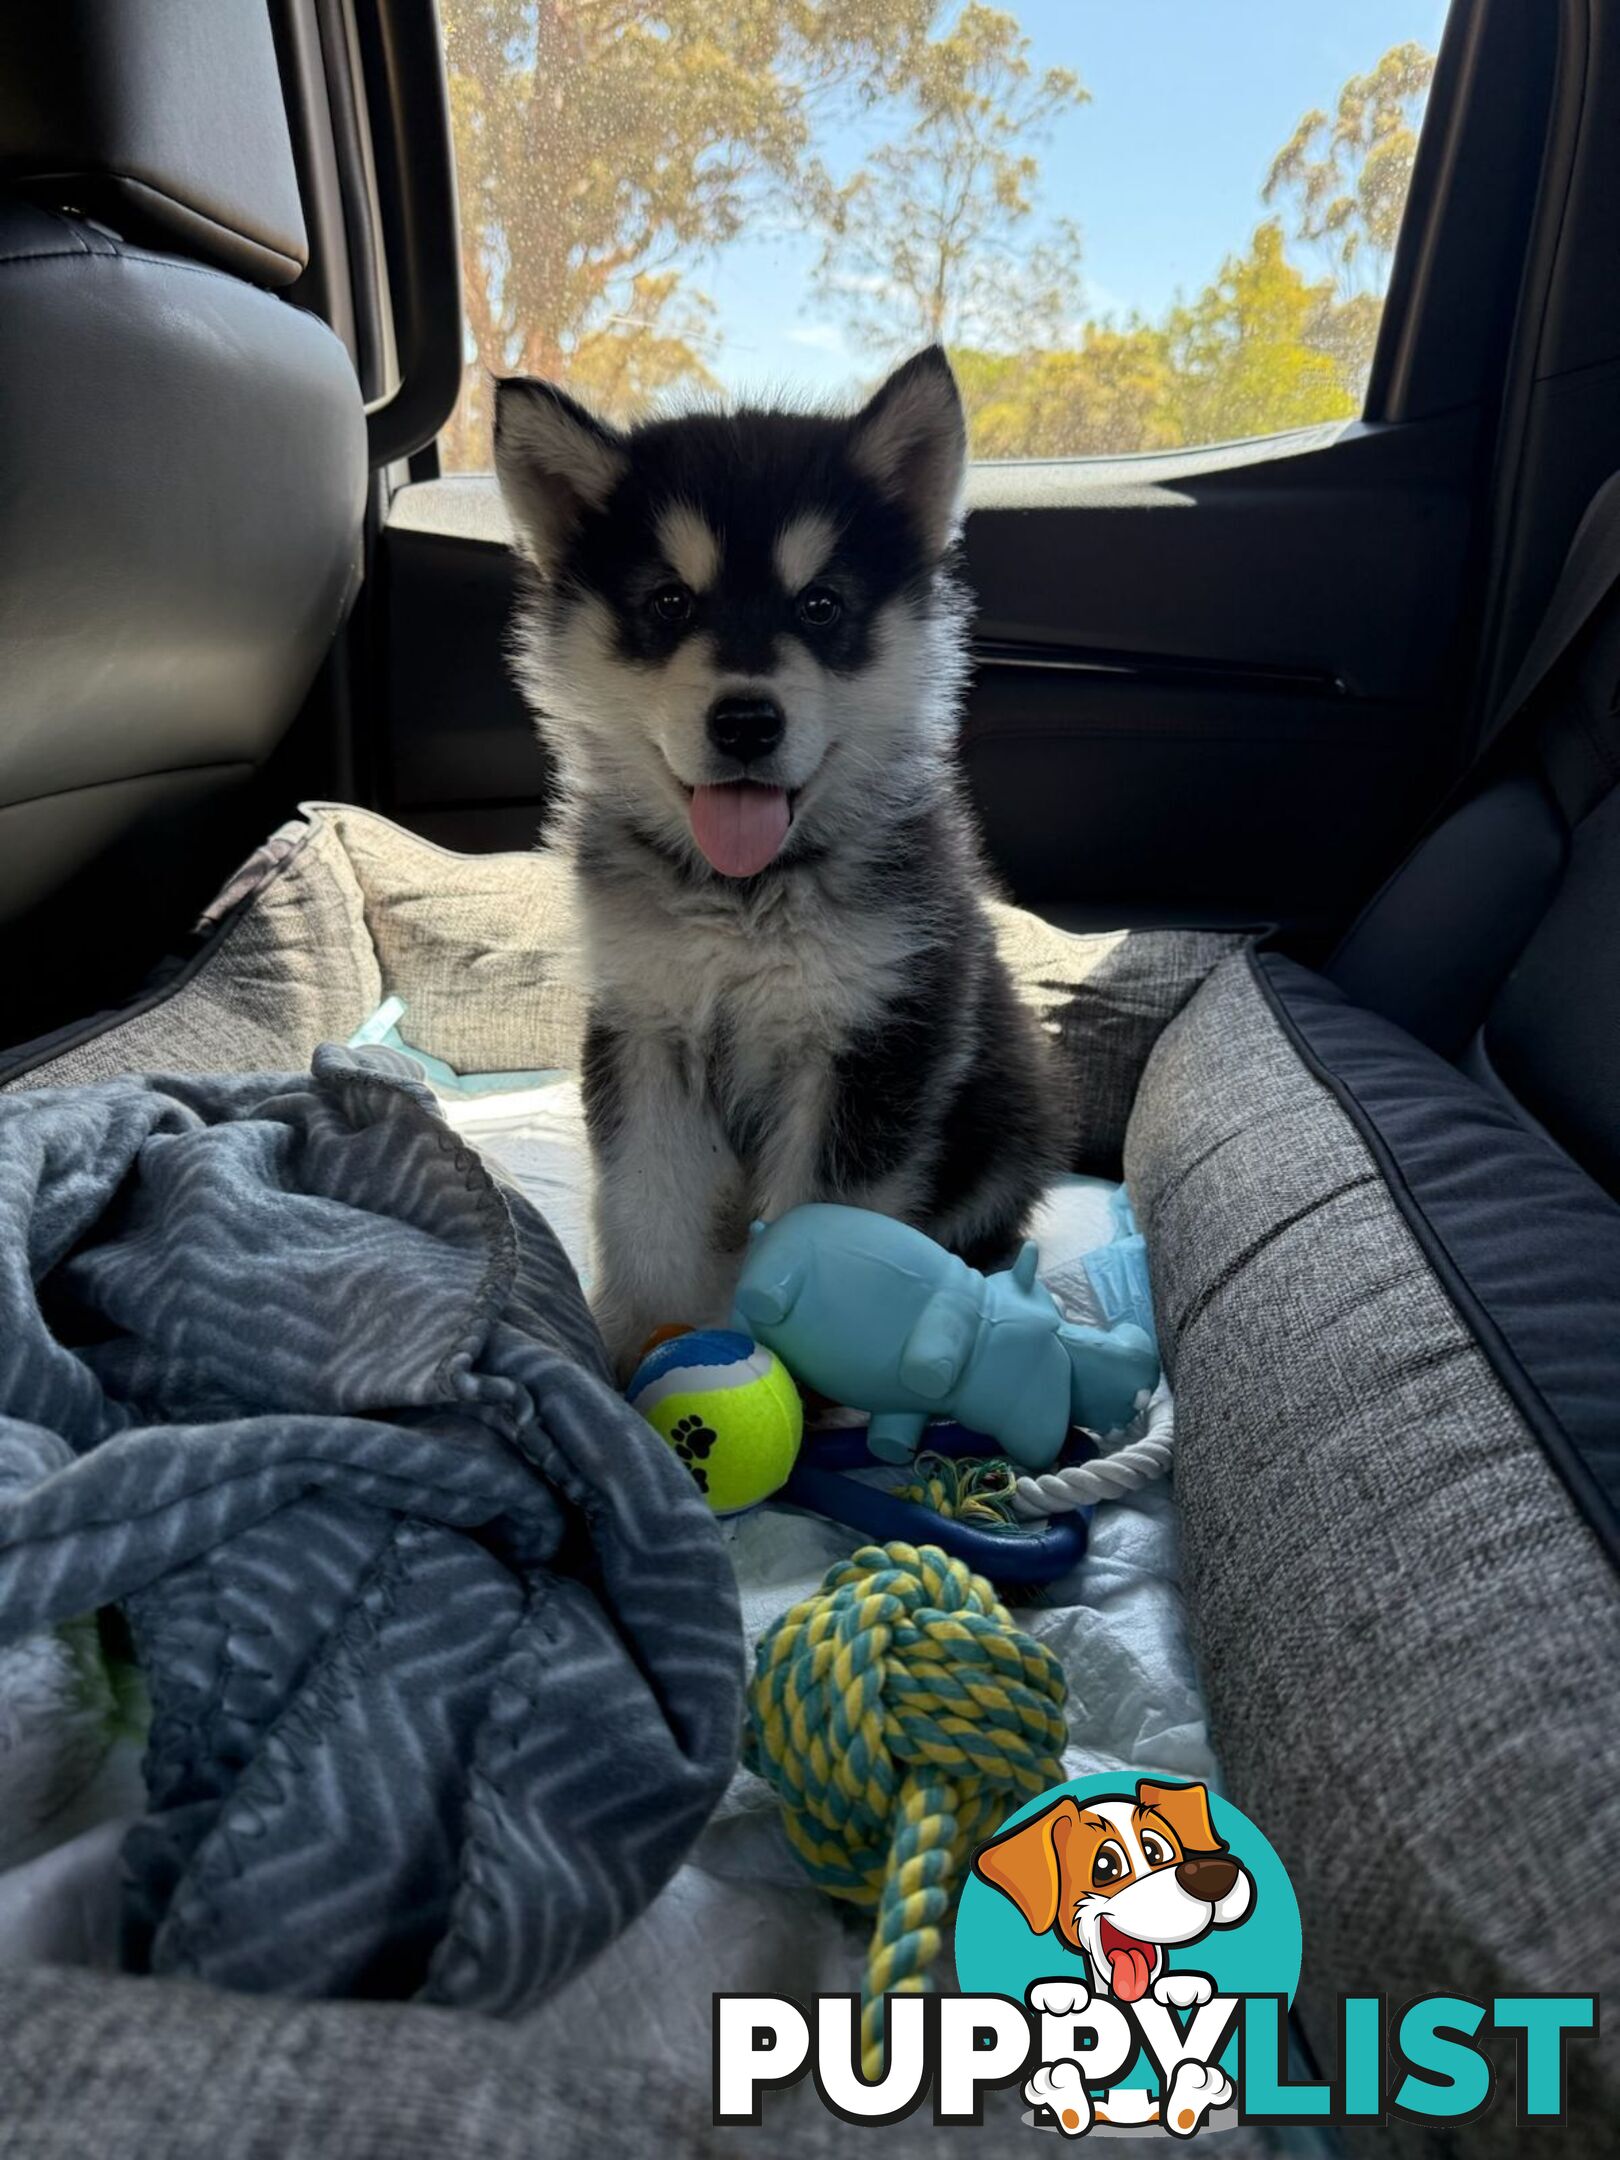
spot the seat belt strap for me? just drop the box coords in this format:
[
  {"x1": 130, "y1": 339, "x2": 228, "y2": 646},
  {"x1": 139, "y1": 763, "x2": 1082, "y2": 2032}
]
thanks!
[
  {"x1": 1479, "y1": 468, "x2": 1620, "y2": 759},
  {"x1": 1324, "y1": 473, "x2": 1620, "y2": 977}
]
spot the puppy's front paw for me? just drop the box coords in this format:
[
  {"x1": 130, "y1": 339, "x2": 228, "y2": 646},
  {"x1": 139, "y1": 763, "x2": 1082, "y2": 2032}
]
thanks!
[
  {"x1": 1025, "y1": 2060, "x2": 1092, "y2": 2137},
  {"x1": 1152, "y1": 1970, "x2": 1214, "y2": 2011},
  {"x1": 1027, "y1": 1979, "x2": 1090, "y2": 2018}
]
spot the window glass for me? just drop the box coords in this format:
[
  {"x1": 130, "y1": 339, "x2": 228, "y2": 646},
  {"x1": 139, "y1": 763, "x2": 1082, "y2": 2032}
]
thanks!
[{"x1": 439, "y1": 2, "x2": 1450, "y2": 468}]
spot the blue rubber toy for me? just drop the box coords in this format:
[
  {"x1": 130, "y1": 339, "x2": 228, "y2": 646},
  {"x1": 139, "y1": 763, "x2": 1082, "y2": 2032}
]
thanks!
[
  {"x1": 783, "y1": 1422, "x2": 1092, "y2": 1584},
  {"x1": 731, "y1": 1202, "x2": 1159, "y2": 1470}
]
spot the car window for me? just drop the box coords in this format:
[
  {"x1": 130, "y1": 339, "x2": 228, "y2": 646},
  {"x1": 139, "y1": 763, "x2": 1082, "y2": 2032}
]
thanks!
[{"x1": 438, "y1": 1, "x2": 1450, "y2": 469}]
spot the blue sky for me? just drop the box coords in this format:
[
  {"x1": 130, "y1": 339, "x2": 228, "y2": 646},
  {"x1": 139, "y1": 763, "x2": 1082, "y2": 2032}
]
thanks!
[{"x1": 696, "y1": 0, "x2": 1453, "y2": 398}]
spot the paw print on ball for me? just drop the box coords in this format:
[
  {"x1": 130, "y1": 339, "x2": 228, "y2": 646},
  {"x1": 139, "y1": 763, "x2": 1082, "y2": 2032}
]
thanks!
[{"x1": 669, "y1": 1413, "x2": 719, "y2": 1492}]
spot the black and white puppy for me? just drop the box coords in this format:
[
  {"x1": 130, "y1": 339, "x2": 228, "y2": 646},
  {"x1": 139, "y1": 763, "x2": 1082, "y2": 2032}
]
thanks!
[{"x1": 493, "y1": 347, "x2": 1060, "y2": 1375}]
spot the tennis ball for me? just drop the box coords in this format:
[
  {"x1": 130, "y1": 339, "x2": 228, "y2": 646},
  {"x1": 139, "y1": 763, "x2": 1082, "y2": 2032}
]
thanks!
[{"x1": 627, "y1": 1329, "x2": 803, "y2": 1514}]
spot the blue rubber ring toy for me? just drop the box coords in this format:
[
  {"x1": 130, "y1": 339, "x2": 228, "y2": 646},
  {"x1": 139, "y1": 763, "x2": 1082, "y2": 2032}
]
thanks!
[{"x1": 780, "y1": 1421, "x2": 1091, "y2": 1586}]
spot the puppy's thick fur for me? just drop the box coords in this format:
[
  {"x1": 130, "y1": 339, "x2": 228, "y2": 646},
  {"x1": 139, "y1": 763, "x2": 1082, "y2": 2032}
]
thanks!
[{"x1": 494, "y1": 348, "x2": 1060, "y2": 1373}]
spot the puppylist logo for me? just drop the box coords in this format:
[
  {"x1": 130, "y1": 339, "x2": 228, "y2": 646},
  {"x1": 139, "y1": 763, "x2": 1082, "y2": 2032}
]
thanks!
[{"x1": 715, "y1": 1773, "x2": 1599, "y2": 2137}]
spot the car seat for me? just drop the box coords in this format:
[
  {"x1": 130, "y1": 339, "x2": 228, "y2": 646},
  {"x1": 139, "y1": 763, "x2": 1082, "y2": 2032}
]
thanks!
[
  {"x1": 0, "y1": 1, "x2": 367, "y2": 1048},
  {"x1": 1121, "y1": 472, "x2": 1620, "y2": 2143}
]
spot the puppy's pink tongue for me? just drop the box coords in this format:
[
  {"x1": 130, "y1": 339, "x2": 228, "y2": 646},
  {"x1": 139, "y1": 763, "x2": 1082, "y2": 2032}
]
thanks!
[
  {"x1": 1107, "y1": 1944, "x2": 1156, "y2": 2003},
  {"x1": 688, "y1": 783, "x2": 790, "y2": 878}
]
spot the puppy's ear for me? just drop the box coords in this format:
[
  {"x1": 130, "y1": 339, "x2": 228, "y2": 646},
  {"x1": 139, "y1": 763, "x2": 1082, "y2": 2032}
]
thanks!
[
  {"x1": 1136, "y1": 1779, "x2": 1226, "y2": 1856},
  {"x1": 493, "y1": 376, "x2": 628, "y2": 575},
  {"x1": 972, "y1": 1796, "x2": 1082, "y2": 1936},
  {"x1": 849, "y1": 345, "x2": 966, "y2": 558}
]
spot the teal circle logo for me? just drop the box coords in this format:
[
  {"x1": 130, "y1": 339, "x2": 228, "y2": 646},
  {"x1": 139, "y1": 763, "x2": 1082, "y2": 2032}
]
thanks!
[{"x1": 955, "y1": 1773, "x2": 1300, "y2": 2104}]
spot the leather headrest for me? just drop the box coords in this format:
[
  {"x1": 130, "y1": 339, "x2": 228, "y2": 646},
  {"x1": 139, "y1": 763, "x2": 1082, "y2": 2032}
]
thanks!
[{"x1": 0, "y1": 0, "x2": 307, "y2": 288}]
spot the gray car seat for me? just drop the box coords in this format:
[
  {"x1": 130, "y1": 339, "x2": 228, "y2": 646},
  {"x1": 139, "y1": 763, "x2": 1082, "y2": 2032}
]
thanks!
[
  {"x1": 1122, "y1": 474, "x2": 1620, "y2": 2147},
  {"x1": 1329, "y1": 471, "x2": 1620, "y2": 1208},
  {"x1": 0, "y1": 1, "x2": 367, "y2": 1048}
]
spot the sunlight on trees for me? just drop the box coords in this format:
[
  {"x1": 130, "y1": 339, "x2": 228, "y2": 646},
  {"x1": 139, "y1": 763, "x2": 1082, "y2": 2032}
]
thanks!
[
  {"x1": 1162, "y1": 222, "x2": 1356, "y2": 447},
  {"x1": 808, "y1": 3, "x2": 1088, "y2": 353},
  {"x1": 438, "y1": 0, "x2": 932, "y2": 466},
  {"x1": 437, "y1": 2, "x2": 1436, "y2": 469},
  {"x1": 1263, "y1": 39, "x2": 1437, "y2": 397}
]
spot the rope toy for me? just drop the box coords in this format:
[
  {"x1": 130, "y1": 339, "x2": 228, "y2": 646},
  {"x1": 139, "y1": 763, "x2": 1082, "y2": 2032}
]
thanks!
[
  {"x1": 895, "y1": 1449, "x2": 1022, "y2": 1530},
  {"x1": 1011, "y1": 1384, "x2": 1176, "y2": 1518},
  {"x1": 744, "y1": 1541, "x2": 1067, "y2": 2078}
]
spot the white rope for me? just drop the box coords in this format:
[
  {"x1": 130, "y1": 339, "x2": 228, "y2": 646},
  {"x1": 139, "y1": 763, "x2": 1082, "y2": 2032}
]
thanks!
[{"x1": 1010, "y1": 1384, "x2": 1175, "y2": 1519}]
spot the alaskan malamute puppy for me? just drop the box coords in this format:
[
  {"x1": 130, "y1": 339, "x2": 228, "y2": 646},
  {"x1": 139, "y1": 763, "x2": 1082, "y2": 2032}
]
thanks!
[{"x1": 493, "y1": 347, "x2": 1060, "y2": 1375}]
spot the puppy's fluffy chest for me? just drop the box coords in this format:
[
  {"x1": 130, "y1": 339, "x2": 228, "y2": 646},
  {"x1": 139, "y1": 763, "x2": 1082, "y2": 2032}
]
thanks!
[{"x1": 585, "y1": 862, "x2": 921, "y2": 1072}]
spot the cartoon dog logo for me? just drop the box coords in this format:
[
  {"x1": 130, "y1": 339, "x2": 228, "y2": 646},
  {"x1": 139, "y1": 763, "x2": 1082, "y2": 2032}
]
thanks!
[{"x1": 971, "y1": 1778, "x2": 1253, "y2": 2006}]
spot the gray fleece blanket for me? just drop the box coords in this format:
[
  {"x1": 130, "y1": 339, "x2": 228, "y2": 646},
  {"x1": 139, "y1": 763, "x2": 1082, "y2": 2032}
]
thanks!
[{"x1": 0, "y1": 1045, "x2": 742, "y2": 2011}]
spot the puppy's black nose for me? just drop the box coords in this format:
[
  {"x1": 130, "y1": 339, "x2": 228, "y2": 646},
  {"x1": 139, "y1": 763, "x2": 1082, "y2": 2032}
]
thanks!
[
  {"x1": 708, "y1": 694, "x2": 784, "y2": 765},
  {"x1": 1176, "y1": 1855, "x2": 1239, "y2": 1903}
]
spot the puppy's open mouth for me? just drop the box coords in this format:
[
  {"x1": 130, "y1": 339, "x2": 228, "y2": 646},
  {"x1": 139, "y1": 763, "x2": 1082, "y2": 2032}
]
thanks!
[
  {"x1": 685, "y1": 780, "x2": 793, "y2": 879},
  {"x1": 1098, "y1": 1916, "x2": 1159, "y2": 2003}
]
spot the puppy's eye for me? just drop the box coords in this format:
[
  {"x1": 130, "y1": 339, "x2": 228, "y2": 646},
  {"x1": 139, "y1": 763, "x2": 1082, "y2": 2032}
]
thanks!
[
  {"x1": 650, "y1": 582, "x2": 694, "y2": 625},
  {"x1": 1140, "y1": 1832, "x2": 1174, "y2": 1868},
  {"x1": 1091, "y1": 1841, "x2": 1130, "y2": 1888},
  {"x1": 797, "y1": 584, "x2": 842, "y2": 628}
]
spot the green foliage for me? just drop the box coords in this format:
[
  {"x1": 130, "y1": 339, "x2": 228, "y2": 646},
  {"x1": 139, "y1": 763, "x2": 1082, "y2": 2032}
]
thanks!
[
  {"x1": 1265, "y1": 40, "x2": 1436, "y2": 286},
  {"x1": 439, "y1": 0, "x2": 930, "y2": 462},
  {"x1": 809, "y1": 3, "x2": 1088, "y2": 352},
  {"x1": 952, "y1": 327, "x2": 1180, "y2": 461},
  {"x1": 1162, "y1": 221, "x2": 1357, "y2": 449},
  {"x1": 949, "y1": 223, "x2": 1359, "y2": 462},
  {"x1": 439, "y1": 5, "x2": 1435, "y2": 469},
  {"x1": 1263, "y1": 40, "x2": 1437, "y2": 398}
]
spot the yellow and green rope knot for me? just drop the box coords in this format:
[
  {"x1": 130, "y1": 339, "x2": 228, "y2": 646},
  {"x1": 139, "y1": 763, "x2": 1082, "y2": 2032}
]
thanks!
[
  {"x1": 895, "y1": 1449, "x2": 1022, "y2": 1529},
  {"x1": 744, "y1": 1540, "x2": 1068, "y2": 2079}
]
